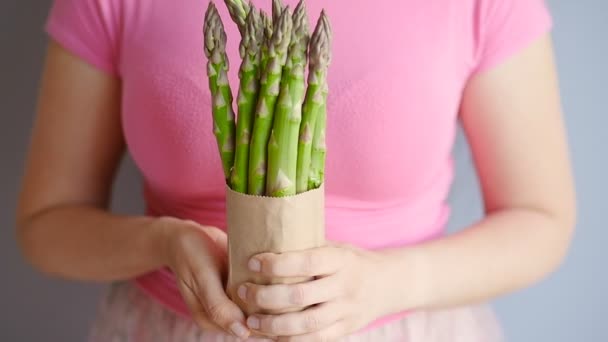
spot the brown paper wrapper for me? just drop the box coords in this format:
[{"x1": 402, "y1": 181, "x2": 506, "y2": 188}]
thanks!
[{"x1": 225, "y1": 184, "x2": 326, "y2": 316}]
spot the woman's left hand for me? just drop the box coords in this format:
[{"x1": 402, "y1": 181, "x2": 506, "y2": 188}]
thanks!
[{"x1": 236, "y1": 244, "x2": 397, "y2": 341}]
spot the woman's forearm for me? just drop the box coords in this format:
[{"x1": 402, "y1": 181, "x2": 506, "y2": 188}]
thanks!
[
  {"x1": 16, "y1": 204, "x2": 171, "y2": 282},
  {"x1": 381, "y1": 207, "x2": 574, "y2": 314}
]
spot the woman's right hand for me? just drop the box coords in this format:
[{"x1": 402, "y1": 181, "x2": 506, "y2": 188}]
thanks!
[{"x1": 161, "y1": 217, "x2": 254, "y2": 340}]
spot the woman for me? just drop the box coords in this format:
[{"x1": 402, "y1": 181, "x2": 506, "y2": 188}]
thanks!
[{"x1": 16, "y1": 0, "x2": 575, "y2": 341}]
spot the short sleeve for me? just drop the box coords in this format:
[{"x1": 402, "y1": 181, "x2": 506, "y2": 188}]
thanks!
[
  {"x1": 45, "y1": 0, "x2": 121, "y2": 76},
  {"x1": 471, "y1": 0, "x2": 553, "y2": 75}
]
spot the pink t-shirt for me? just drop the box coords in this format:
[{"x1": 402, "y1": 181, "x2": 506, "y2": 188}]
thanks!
[{"x1": 45, "y1": 0, "x2": 552, "y2": 332}]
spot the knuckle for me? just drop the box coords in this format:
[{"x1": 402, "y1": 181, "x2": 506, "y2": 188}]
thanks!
[
  {"x1": 260, "y1": 315, "x2": 286, "y2": 335},
  {"x1": 205, "y1": 301, "x2": 231, "y2": 324},
  {"x1": 303, "y1": 313, "x2": 320, "y2": 331},
  {"x1": 290, "y1": 284, "x2": 307, "y2": 306},
  {"x1": 183, "y1": 219, "x2": 198, "y2": 226},
  {"x1": 258, "y1": 254, "x2": 272, "y2": 273},
  {"x1": 253, "y1": 287, "x2": 268, "y2": 306},
  {"x1": 303, "y1": 253, "x2": 316, "y2": 274},
  {"x1": 266, "y1": 257, "x2": 282, "y2": 276},
  {"x1": 267, "y1": 316, "x2": 283, "y2": 332}
]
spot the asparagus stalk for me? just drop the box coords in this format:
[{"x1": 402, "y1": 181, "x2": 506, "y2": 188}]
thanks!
[
  {"x1": 247, "y1": 7, "x2": 293, "y2": 195},
  {"x1": 223, "y1": 0, "x2": 251, "y2": 35},
  {"x1": 230, "y1": 7, "x2": 264, "y2": 193},
  {"x1": 296, "y1": 9, "x2": 332, "y2": 193},
  {"x1": 204, "y1": 2, "x2": 236, "y2": 182},
  {"x1": 272, "y1": 0, "x2": 285, "y2": 24},
  {"x1": 307, "y1": 11, "x2": 332, "y2": 190},
  {"x1": 266, "y1": 0, "x2": 310, "y2": 197},
  {"x1": 258, "y1": 0, "x2": 284, "y2": 74},
  {"x1": 280, "y1": 0, "x2": 306, "y2": 82},
  {"x1": 259, "y1": 11, "x2": 273, "y2": 77},
  {"x1": 308, "y1": 90, "x2": 327, "y2": 190}
]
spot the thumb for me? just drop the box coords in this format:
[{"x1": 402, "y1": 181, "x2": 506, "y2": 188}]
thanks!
[
  {"x1": 198, "y1": 270, "x2": 250, "y2": 339},
  {"x1": 173, "y1": 223, "x2": 247, "y2": 338}
]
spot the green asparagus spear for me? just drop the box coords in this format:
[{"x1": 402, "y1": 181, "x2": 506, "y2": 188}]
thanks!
[
  {"x1": 259, "y1": 11, "x2": 273, "y2": 76},
  {"x1": 266, "y1": 0, "x2": 310, "y2": 197},
  {"x1": 308, "y1": 90, "x2": 327, "y2": 190},
  {"x1": 223, "y1": 0, "x2": 251, "y2": 35},
  {"x1": 204, "y1": 3, "x2": 236, "y2": 182},
  {"x1": 230, "y1": 7, "x2": 263, "y2": 193},
  {"x1": 307, "y1": 11, "x2": 332, "y2": 190},
  {"x1": 247, "y1": 7, "x2": 293, "y2": 195},
  {"x1": 281, "y1": 0, "x2": 306, "y2": 82},
  {"x1": 272, "y1": 0, "x2": 285, "y2": 24},
  {"x1": 296, "y1": 9, "x2": 331, "y2": 193}
]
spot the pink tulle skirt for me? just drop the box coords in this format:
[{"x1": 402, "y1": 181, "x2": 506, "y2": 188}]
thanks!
[{"x1": 88, "y1": 282, "x2": 504, "y2": 342}]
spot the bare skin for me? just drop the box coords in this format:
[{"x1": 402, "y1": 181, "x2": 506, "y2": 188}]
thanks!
[
  {"x1": 16, "y1": 33, "x2": 575, "y2": 341},
  {"x1": 230, "y1": 35, "x2": 576, "y2": 341},
  {"x1": 15, "y1": 41, "x2": 254, "y2": 340}
]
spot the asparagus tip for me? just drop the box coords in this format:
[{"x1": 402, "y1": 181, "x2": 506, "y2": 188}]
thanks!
[
  {"x1": 308, "y1": 10, "x2": 332, "y2": 70},
  {"x1": 223, "y1": 0, "x2": 251, "y2": 35},
  {"x1": 294, "y1": 0, "x2": 306, "y2": 16},
  {"x1": 292, "y1": 0, "x2": 309, "y2": 36},
  {"x1": 269, "y1": 6, "x2": 293, "y2": 55},
  {"x1": 239, "y1": 3, "x2": 263, "y2": 57},
  {"x1": 272, "y1": 0, "x2": 285, "y2": 23},
  {"x1": 204, "y1": 2, "x2": 227, "y2": 59},
  {"x1": 320, "y1": 10, "x2": 332, "y2": 42},
  {"x1": 260, "y1": 10, "x2": 273, "y2": 41}
]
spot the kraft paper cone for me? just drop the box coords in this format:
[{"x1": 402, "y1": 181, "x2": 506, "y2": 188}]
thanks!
[{"x1": 225, "y1": 184, "x2": 326, "y2": 316}]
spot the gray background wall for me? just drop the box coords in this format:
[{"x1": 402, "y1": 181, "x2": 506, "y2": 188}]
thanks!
[{"x1": 1, "y1": 0, "x2": 606, "y2": 341}]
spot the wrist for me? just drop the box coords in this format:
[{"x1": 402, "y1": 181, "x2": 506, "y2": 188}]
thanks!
[
  {"x1": 149, "y1": 216, "x2": 181, "y2": 269},
  {"x1": 377, "y1": 246, "x2": 431, "y2": 314}
]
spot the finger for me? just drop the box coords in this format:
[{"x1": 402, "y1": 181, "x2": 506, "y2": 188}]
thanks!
[
  {"x1": 197, "y1": 271, "x2": 251, "y2": 340},
  {"x1": 238, "y1": 276, "x2": 342, "y2": 311},
  {"x1": 182, "y1": 239, "x2": 250, "y2": 340},
  {"x1": 251, "y1": 247, "x2": 348, "y2": 278},
  {"x1": 248, "y1": 301, "x2": 345, "y2": 336},
  {"x1": 176, "y1": 278, "x2": 224, "y2": 333},
  {"x1": 277, "y1": 319, "x2": 352, "y2": 342}
]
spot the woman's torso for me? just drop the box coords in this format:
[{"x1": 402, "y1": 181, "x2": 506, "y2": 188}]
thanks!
[{"x1": 45, "y1": 0, "x2": 552, "y2": 331}]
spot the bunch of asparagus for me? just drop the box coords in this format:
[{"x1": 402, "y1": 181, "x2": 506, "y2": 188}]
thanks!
[{"x1": 203, "y1": 0, "x2": 332, "y2": 197}]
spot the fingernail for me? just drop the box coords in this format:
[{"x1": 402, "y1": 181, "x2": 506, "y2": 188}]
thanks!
[
  {"x1": 238, "y1": 285, "x2": 247, "y2": 300},
  {"x1": 230, "y1": 322, "x2": 249, "y2": 338},
  {"x1": 248, "y1": 258, "x2": 261, "y2": 272},
  {"x1": 247, "y1": 316, "x2": 260, "y2": 329}
]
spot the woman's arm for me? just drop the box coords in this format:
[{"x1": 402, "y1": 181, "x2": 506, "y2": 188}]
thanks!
[
  {"x1": 15, "y1": 41, "x2": 171, "y2": 282},
  {"x1": 192, "y1": 31, "x2": 575, "y2": 342},
  {"x1": 383, "y1": 34, "x2": 576, "y2": 312},
  {"x1": 15, "y1": 39, "x2": 266, "y2": 338}
]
